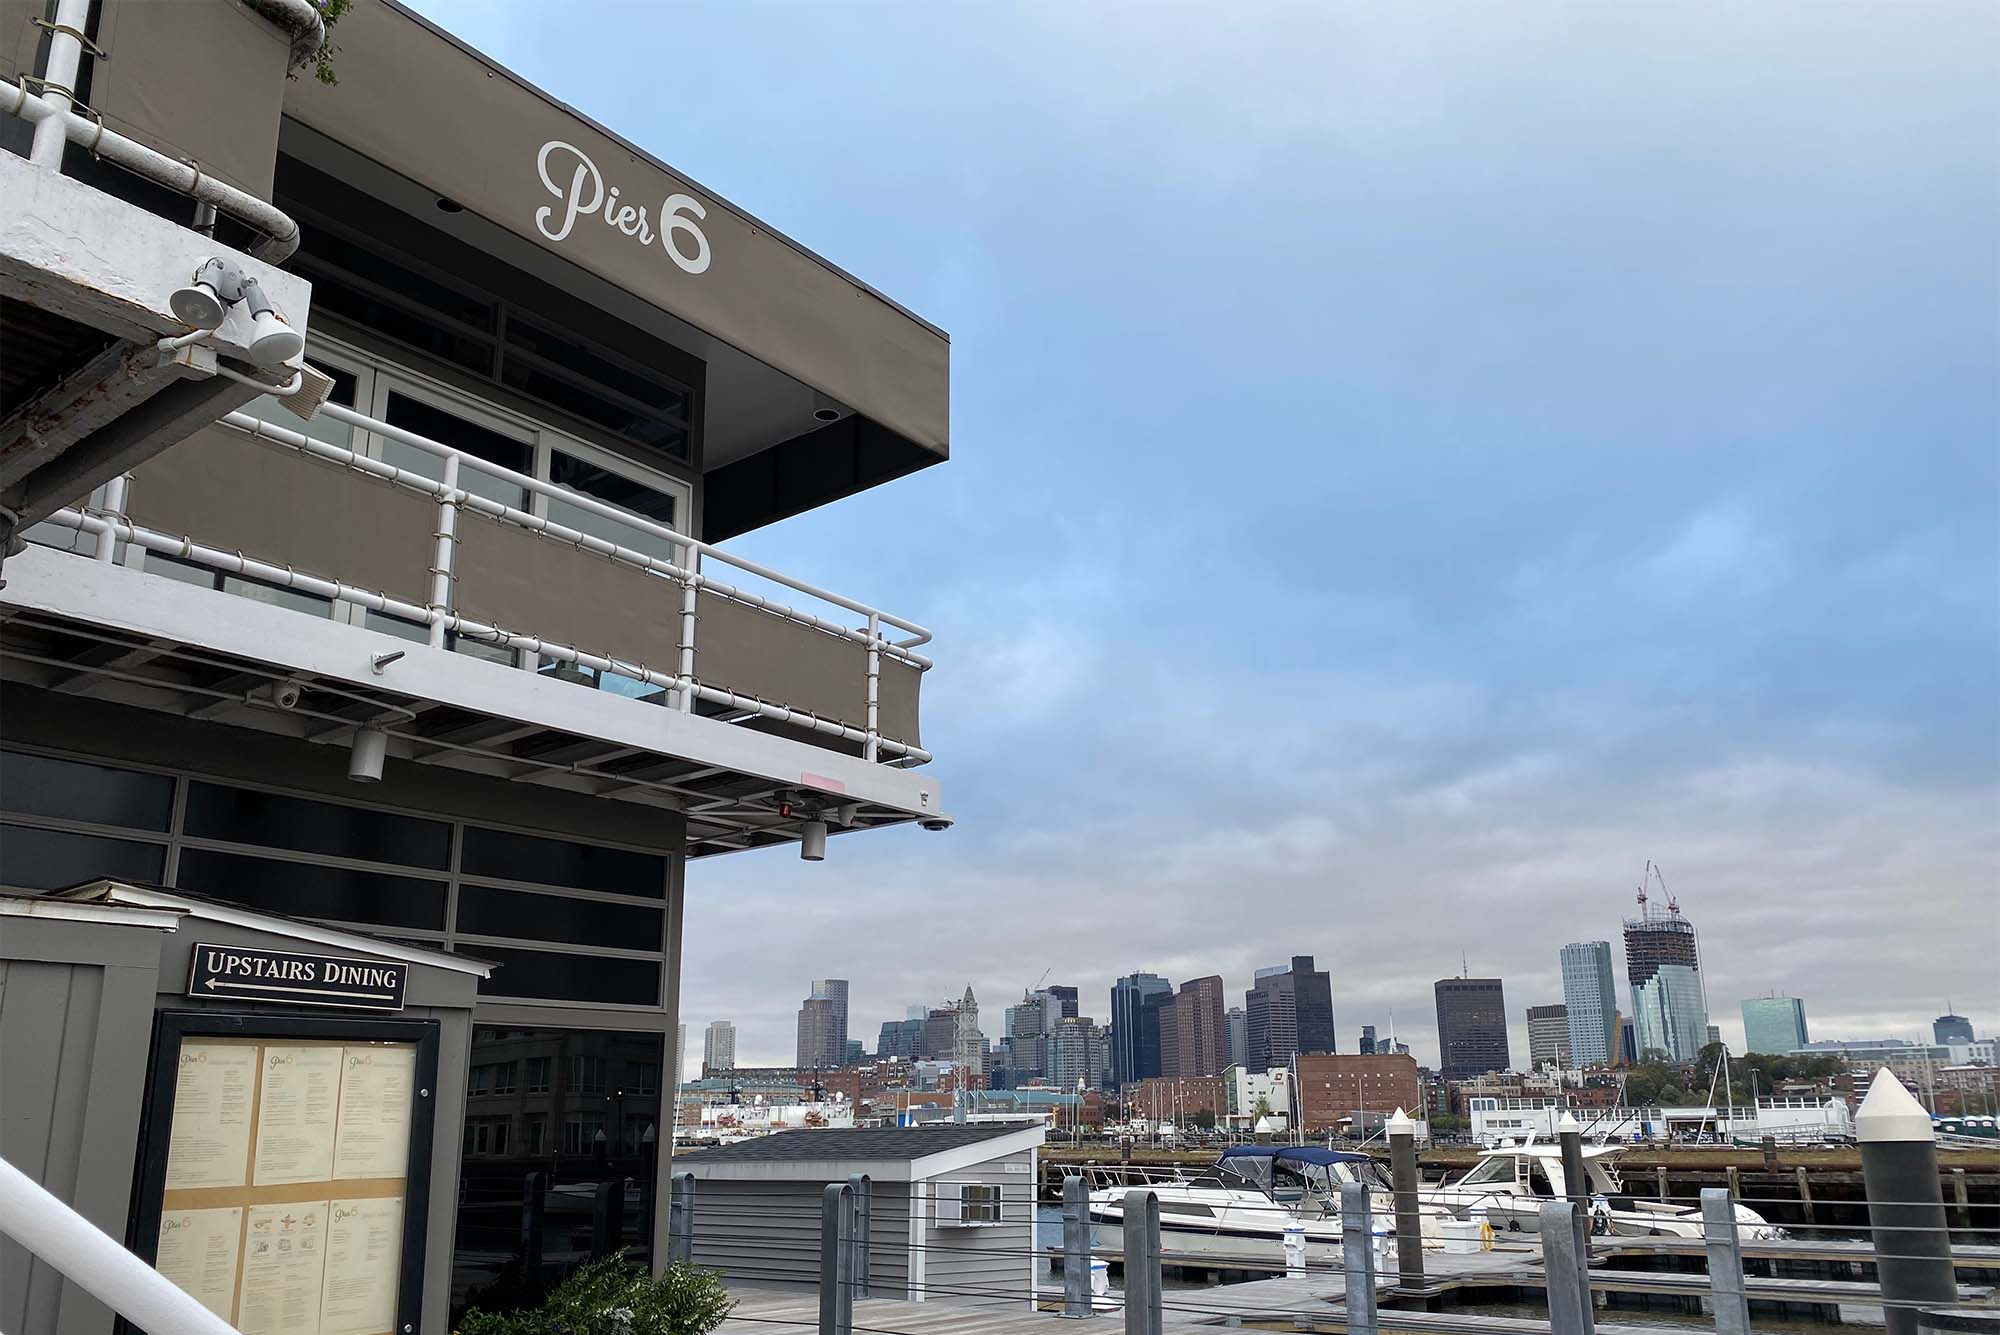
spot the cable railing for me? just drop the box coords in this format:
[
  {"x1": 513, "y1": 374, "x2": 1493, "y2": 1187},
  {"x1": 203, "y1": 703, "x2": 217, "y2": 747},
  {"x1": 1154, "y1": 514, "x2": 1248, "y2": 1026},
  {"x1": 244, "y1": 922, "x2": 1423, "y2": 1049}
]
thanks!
[{"x1": 39, "y1": 388, "x2": 937, "y2": 767}]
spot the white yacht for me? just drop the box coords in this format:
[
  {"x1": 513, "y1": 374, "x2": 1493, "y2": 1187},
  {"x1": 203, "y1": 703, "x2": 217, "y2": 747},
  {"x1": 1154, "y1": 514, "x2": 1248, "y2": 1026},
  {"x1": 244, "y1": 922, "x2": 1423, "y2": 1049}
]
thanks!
[
  {"x1": 1421, "y1": 1141, "x2": 1782, "y2": 1240},
  {"x1": 1088, "y1": 1146, "x2": 1443, "y2": 1268}
]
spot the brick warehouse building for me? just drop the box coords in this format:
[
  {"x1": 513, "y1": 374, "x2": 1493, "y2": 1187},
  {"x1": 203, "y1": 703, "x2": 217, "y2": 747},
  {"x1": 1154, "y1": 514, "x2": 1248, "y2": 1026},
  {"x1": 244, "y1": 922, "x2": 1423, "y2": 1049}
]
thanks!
[{"x1": 1295, "y1": 1053, "x2": 1422, "y2": 1133}]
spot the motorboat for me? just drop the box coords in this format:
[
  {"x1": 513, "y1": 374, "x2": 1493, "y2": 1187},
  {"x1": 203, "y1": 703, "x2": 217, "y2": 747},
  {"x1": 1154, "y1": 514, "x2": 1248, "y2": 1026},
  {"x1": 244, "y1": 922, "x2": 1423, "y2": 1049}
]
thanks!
[
  {"x1": 1420, "y1": 1140, "x2": 1782, "y2": 1241},
  {"x1": 1087, "y1": 1145, "x2": 1443, "y2": 1268}
]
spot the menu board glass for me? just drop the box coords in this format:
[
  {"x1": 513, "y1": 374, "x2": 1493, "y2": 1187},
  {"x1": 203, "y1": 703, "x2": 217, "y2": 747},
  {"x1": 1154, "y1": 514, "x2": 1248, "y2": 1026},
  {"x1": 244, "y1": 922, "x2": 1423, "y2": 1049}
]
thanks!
[{"x1": 152, "y1": 1036, "x2": 416, "y2": 1335}]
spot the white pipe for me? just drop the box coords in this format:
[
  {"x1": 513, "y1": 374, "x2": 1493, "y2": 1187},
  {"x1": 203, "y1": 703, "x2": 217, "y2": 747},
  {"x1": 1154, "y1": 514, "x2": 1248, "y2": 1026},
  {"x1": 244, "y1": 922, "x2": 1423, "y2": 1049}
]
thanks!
[
  {"x1": 27, "y1": 0, "x2": 87, "y2": 167},
  {"x1": 428, "y1": 454, "x2": 459, "y2": 650},
  {"x1": 0, "y1": 1153, "x2": 242, "y2": 1335},
  {"x1": 226, "y1": 409, "x2": 933, "y2": 668},
  {"x1": 92, "y1": 473, "x2": 128, "y2": 562},
  {"x1": 1, "y1": 75, "x2": 300, "y2": 262}
]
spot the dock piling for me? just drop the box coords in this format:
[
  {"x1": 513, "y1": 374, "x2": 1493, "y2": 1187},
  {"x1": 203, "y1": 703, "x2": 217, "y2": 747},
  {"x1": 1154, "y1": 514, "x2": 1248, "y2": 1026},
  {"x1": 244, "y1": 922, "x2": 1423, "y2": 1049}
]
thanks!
[
  {"x1": 1702, "y1": 1187, "x2": 1752, "y2": 1335},
  {"x1": 1388, "y1": 1107, "x2": 1425, "y2": 1290},
  {"x1": 1122, "y1": 1189, "x2": 1163, "y2": 1335},
  {"x1": 1062, "y1": 1175, "x2": 1090, "y2": 1318},
  {"x1": 1341, "y1": 1181, "x2": 1379, "y2": 1335},
  {"x1": 819, "y1": 1181, "x2": 853, "y2": 1335},
  {"x1": 1858, "y1": 1069, "x2": 1957, "y2": 1335},
  {"x1": 1796, "y1": 1165, "x2": 1815, "y2": 1225},
  {"x1": 1557, "y1": 1114, "x2": 1596, "y2": 1335},
  {"x1": 1540, "y1": 1200, "x2": 1590, "y2": 1335}
]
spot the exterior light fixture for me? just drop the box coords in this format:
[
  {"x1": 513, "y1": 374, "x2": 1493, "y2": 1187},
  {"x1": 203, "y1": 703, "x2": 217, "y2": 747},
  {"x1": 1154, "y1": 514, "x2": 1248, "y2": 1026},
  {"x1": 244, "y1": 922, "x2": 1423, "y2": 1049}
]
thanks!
[
  {"x1": 348, "y1": 725, "x2": 388, "y2": 783},
  {"x1": 800, "y1": 819, "x2": 827, "y2": 862},
  {"x1": 241, "y1": 276, "x2": 304, "y2": 365},
  {"x1": 167, "y1": 257, "x2": 304, "y2": 364}
]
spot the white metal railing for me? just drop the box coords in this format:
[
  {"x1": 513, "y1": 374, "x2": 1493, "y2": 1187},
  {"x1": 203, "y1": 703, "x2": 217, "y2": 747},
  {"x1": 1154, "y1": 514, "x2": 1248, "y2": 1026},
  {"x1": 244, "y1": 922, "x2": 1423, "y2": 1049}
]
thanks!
[
  {"x1": 0, "y1": 1152, "x2": 242, "y2": 1335},
  {"x1": 1, "y1": 0, "x2": 304, "y2": 261},
  {"x1": 42, "y1": 393, "x2": 934, "y2": 765}
]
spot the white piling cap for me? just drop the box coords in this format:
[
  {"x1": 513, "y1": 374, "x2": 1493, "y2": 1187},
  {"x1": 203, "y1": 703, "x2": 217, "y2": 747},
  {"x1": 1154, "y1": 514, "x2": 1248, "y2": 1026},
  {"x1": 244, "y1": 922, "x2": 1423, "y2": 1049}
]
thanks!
[
  {"x1": 1386, "y1": 1107, "x2": 1415, "y2": 1134},
  {"x1": 1856, "y1": 1068, "x2": 1935, "y2": 1143},
  {"x1": 1557, "y1": 1112, "x2": 1583, "y2": 1134}
]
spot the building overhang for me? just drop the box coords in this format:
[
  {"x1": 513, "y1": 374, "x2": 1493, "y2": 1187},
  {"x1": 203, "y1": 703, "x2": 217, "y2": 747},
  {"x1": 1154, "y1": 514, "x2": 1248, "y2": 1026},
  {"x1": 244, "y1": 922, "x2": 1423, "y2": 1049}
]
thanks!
[
  {"x1": 279, "y1": 0, "x2": 948, "y2": 538},
  {"x1": 0, "y1": 546, "x2": 946, "y2": 857}
]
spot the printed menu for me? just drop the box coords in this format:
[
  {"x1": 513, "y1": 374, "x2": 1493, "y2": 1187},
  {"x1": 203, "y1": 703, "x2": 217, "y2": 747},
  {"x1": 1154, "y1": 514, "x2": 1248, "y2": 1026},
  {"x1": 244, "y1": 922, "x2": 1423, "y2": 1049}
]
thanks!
[{"x1": 154, "y1": 1037, "x2": 414, "y2": 1335}]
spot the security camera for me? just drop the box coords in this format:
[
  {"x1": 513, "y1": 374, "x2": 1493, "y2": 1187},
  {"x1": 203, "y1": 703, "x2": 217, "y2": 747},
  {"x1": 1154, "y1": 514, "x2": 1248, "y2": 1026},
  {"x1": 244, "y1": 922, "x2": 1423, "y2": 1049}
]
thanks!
[
  {"x1": 919, "y1": 816, "x2": 954, "y2": 833},
  {"x1": 272, "y1": 680, "x2": 303, "y2": 711}
]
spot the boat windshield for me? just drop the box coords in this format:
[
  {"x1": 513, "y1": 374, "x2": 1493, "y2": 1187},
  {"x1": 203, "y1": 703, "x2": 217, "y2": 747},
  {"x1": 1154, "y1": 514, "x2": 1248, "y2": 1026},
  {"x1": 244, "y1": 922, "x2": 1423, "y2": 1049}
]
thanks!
[
  {"x1": 1457, "y1": 1156, "x2": 1516, "y2": 1187},
  {"x1": 1218, "y1": 1155, "x2": 1274, "y2": 1194}
]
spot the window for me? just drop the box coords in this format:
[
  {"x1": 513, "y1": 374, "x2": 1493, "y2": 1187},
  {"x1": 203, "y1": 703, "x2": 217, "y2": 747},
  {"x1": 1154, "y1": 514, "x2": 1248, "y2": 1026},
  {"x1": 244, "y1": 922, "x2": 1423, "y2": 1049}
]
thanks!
[
  {"x1": 569, "y1": 1056, "x2": 606, "y2": 1094},
  {"x1": 174, "y1": 848, "x2": 446, "y2": 931},
  {"x1": 182, "y1": 781, "x2": 451, "y2": 870},
  {"x1": 627, "y1": 1062, "x2": 660, "y2": 1096},
  {"x1": 461, "y1": 827, "x2": 665, "y2": 898},
  {"x1": 526, "y1": 1057, "x2": 552, "y2": 1093},
  {"x1": 0, "y1": 751, "x2": 175, "y2": 829},
  {"x1": 562, "y1": 1114, "x2": 607, "y2": 1156},
  {"x1": 526, "y1": 1116, "x2": 546, "y2": 1156},
  {"x1": 0, "y1": 823, "x2": 166, "y2": 891},
  {"x1": 935, "y1": 1182, "x2": 1003, "y2": 1227},
  {"x1": 463, "y1": 1117, "x2": 511, "y2": 1157},
  {"x1": 470, "y1": 1062, "x2": 518, "y2": 1096},
  {"x1": 382, "y1": 389, "x2": 529, "y2": 509}
]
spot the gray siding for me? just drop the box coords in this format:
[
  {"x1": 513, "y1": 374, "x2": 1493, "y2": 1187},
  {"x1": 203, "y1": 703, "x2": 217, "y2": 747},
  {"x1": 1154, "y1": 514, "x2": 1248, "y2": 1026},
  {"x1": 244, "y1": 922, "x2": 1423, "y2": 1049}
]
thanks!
[
  {"x1": 918, "y1": 1148, "x2": 1036, "y2": 1306},
  {"x1": 686, "y1": 1177, "x2": 913, "y2": 1296},
  {"x1": 0, "y1": 915, "x2": 167, "y2": 1335}
]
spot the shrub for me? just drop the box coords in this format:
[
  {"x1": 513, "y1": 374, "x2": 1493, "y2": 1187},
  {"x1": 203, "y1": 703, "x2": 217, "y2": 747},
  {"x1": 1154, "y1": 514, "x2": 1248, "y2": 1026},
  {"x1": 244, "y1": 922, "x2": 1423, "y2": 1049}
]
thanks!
[{"x1": 457, "y1": 1253, "x2": 734, "y2": 1335}]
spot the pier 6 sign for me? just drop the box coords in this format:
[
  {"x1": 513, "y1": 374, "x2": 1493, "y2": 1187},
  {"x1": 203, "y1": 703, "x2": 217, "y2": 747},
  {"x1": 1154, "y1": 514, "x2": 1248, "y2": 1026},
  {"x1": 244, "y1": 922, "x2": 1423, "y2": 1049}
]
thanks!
[
  {"x1": 535, "y1": 140, "x2": 712, "y2": 275},
  {"x1": 187, "y1": 943, "x2": 408, "y2": 1012}
]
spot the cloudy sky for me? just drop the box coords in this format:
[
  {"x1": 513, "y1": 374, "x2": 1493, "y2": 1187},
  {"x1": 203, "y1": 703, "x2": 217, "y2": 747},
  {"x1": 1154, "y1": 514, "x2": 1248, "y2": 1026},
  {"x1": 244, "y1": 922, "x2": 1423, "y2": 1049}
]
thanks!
[{"x1": 412, "y1": 1, "x2": 1998, "y2": 1071}]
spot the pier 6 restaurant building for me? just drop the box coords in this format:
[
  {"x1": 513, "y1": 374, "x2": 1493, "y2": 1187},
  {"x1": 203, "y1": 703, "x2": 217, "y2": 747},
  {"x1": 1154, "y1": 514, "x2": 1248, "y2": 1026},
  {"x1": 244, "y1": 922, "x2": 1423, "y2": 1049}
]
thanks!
[{"x1": 0, "y1": 1, "x2": 948, "y2": 1329}]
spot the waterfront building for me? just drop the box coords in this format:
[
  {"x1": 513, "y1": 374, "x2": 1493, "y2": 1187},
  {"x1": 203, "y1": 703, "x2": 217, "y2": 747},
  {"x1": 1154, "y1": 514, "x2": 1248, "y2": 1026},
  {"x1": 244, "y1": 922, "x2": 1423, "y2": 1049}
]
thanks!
[
  {"x1": 1161, "y1": 974, "x2": 1227, "y2": 1078},
  {"x1": 1741, "y1": 995, "x2": 1809, "y2": 1055},
  {"x1": 704, "y1": 1020, "x2": 737, "y2": 1073},
  {"x1": 1527, "y1": 1003, "x2": 1570, "y2": 1068},
  {"x1": 1624, "y1": 902, "x2": 1709, "y2": 1063},
  {"x1": 1434, "y1": 976, "x2": 1510, "y2": 1080},
  {"x1": 1245, "y1": 954, "x2": 1336, "y2": 1074},
  {"x1": 1295, "y1": 1053, "x2": 1422, "y2": 1133},
  {"x1": 1110, "y1": 971, "x2": 1172, "y2": 1086},
  {"x1": 1125, "y1": 1075, "x2": 1227, "y2": 1124},
  {"x1": 1560, "y1": 940, "x2": 1619, "y2": 1066},
  {"x1": 1935, "y1": 1012, "x2": 1976, "y2": 1045},
  {"x1": 0, "y1": 2, "x2": 951, "y2": 1321},
  {"x1": 1795, "y1": 1038, "x2": 1953, "y2": 1096}
]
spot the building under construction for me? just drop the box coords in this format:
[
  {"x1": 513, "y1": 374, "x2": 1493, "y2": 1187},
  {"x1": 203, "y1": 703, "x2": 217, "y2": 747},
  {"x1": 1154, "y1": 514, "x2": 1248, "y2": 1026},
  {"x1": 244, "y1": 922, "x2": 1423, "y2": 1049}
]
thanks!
[{"x1": 1623, "y1": 868, "x2": 1710, "y2": 1063}]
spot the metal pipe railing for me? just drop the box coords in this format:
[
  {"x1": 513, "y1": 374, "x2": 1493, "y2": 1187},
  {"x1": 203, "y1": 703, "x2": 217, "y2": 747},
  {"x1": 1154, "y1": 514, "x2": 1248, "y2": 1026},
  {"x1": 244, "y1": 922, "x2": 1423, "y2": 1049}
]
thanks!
[
  {"x1": 2, "y1": 74, "x2": 301, "y2": 262},
  {"x1": 0, "y1": 1152, "x2": 242, "y2": 1335},
  {"x1": 42, "y1": 506, "x2": 934, "y2": 765}
]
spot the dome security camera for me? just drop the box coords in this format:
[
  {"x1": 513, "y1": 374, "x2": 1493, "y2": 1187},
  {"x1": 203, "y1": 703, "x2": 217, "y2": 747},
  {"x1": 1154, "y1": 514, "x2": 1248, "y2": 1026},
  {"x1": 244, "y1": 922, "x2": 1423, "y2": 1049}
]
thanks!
[{"x1": 919, "y1": 816, "x2": 954, "y2": 833}]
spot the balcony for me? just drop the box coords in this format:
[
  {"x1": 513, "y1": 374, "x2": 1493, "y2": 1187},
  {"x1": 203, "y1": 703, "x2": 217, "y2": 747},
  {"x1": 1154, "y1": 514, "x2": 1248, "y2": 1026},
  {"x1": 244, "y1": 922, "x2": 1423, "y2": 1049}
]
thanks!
[{"x1": 0, "y1": 383, "x2": 943, "y2": 856}]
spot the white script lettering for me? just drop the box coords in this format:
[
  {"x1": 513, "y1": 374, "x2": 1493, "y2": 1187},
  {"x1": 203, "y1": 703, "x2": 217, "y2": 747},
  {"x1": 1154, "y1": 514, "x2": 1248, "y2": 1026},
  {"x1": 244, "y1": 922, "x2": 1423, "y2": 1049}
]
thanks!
[{"x1": 535, "y1": 141, "x2": 711, "y2": 274}]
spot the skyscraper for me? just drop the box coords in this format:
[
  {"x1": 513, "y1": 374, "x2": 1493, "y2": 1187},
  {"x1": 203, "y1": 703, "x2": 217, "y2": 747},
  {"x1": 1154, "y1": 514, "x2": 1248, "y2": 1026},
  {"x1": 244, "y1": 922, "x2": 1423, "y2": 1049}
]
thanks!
[
  {"x1": 1110, "y1": 972, "x2": 1172, "y2": 1086},
  {"x1": 811, "y1": 978, "x2": 850, "y2": 1065},
  {"x1": 1048, "y1": 985, "x2": 1080, "y2": 1019},
  {"x1": 953, "y1": 985, "x2": 983, "y2": 1075},
  {"x1": 1163, "y1": 975, "x2": 1227, "y2": 1077},
  {"x1": 1359, "y1": 1024, "x2": 1378, "y2": 1056},
  {"x1": 877, "y1": 1017, "x2": 923, "y2": 1060},
  {"x1": 1739, "y1": 997, "x2": 1808, "y2": 1055},
  {"x1": 796, "y1": 990, "x2": 840, "y2": 1069},
  {"x1": 704, "y1": 1019, "x2": 737, "y2": 1072},
  {"x1": 1935, "y1": 1012, "x2": 1975, "y2": 1045},
  {"x1": 1527, "y1": 1004, "x2": 1570, "y2": 1068},
  {"x1": 1226, "y1": 1007, "x2": 1249, "y2": 1070},
  {"x1": 1434, "y1": 977, "x2": 1510, "y2": 1080},
  {"x1": 676, "y1": 1023, "x2": 687, "y2": 1085},
  {"x1": 1048, "y1": 1016, "x2": 1107, "y2": 1091},
  {"x1": 1246, "y1": 955, "x2": 1336, "y2": 1073},
  {"x1": 1559, "y1": 941, "x2": 1618, "y2": 1067},
  {"x1": 1623, "y1": 902, "x2": 1708, "y2": 1063}
]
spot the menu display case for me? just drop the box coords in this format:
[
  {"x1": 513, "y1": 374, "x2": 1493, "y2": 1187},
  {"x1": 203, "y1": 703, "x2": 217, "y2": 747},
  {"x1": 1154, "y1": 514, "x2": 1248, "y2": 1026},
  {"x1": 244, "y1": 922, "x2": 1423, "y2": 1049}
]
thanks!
[{"x1": 130, "y1": 1012, "x2": 440, "y2": 1335}]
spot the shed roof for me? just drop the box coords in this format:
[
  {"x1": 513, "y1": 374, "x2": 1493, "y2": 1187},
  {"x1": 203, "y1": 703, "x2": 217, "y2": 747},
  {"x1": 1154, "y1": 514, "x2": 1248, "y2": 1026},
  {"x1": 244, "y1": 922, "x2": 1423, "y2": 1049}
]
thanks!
[{"x1": 681, "y1": 1122, "x2": 1033, "y2": 1164}]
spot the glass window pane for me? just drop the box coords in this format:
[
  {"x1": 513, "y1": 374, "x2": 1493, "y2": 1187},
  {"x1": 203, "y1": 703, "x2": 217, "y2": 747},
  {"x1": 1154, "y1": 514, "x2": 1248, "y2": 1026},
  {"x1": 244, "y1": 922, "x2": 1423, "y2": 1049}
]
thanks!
[
  {"x1": 145, "y1": 555, "x2": 221, "y2": 589},
  {"x1": 0, "y1": 751, "x2": 175, "y2": 829},
  {"x1": 182, "y1": 782, "x2": 452, "y2": 870},
  {"x1": 451, "y1": 1028, "x2": 663, "y2": 1313},
  {"x1": 219, "y1": 575, "x2": 334, "y2": 618},
  {"x1": 460, "y1": 827, "x2": 664, "y2": 898},
  {"x1": 175, "y1": 847, "x2": 445, "y2": 930},
  {"x1": 546, "y1": 451, "x2": 680, "y2": 566},
  {"x1": 0, "y1": 822, "x2": 165, "y2": 890},
  {"x1": 382, "y1": 392, "x2": 528, "y2": 510},
  {"x1": 456, "y1": 885, "x2": 662, "y2": 951},
  {"x1": 470, "y1": 945, "x2": 660, "y2": 1005}
]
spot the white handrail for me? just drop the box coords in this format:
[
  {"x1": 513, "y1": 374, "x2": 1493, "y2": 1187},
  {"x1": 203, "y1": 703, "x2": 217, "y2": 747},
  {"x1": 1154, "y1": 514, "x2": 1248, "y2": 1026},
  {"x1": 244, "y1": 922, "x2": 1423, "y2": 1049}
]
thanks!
[
  {"x1": 1, "y1": 74, "x2": 300, "y2": 262},
  {"x1": 0, "y1": 1152, "x2": 242, "y2": 1335}
]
